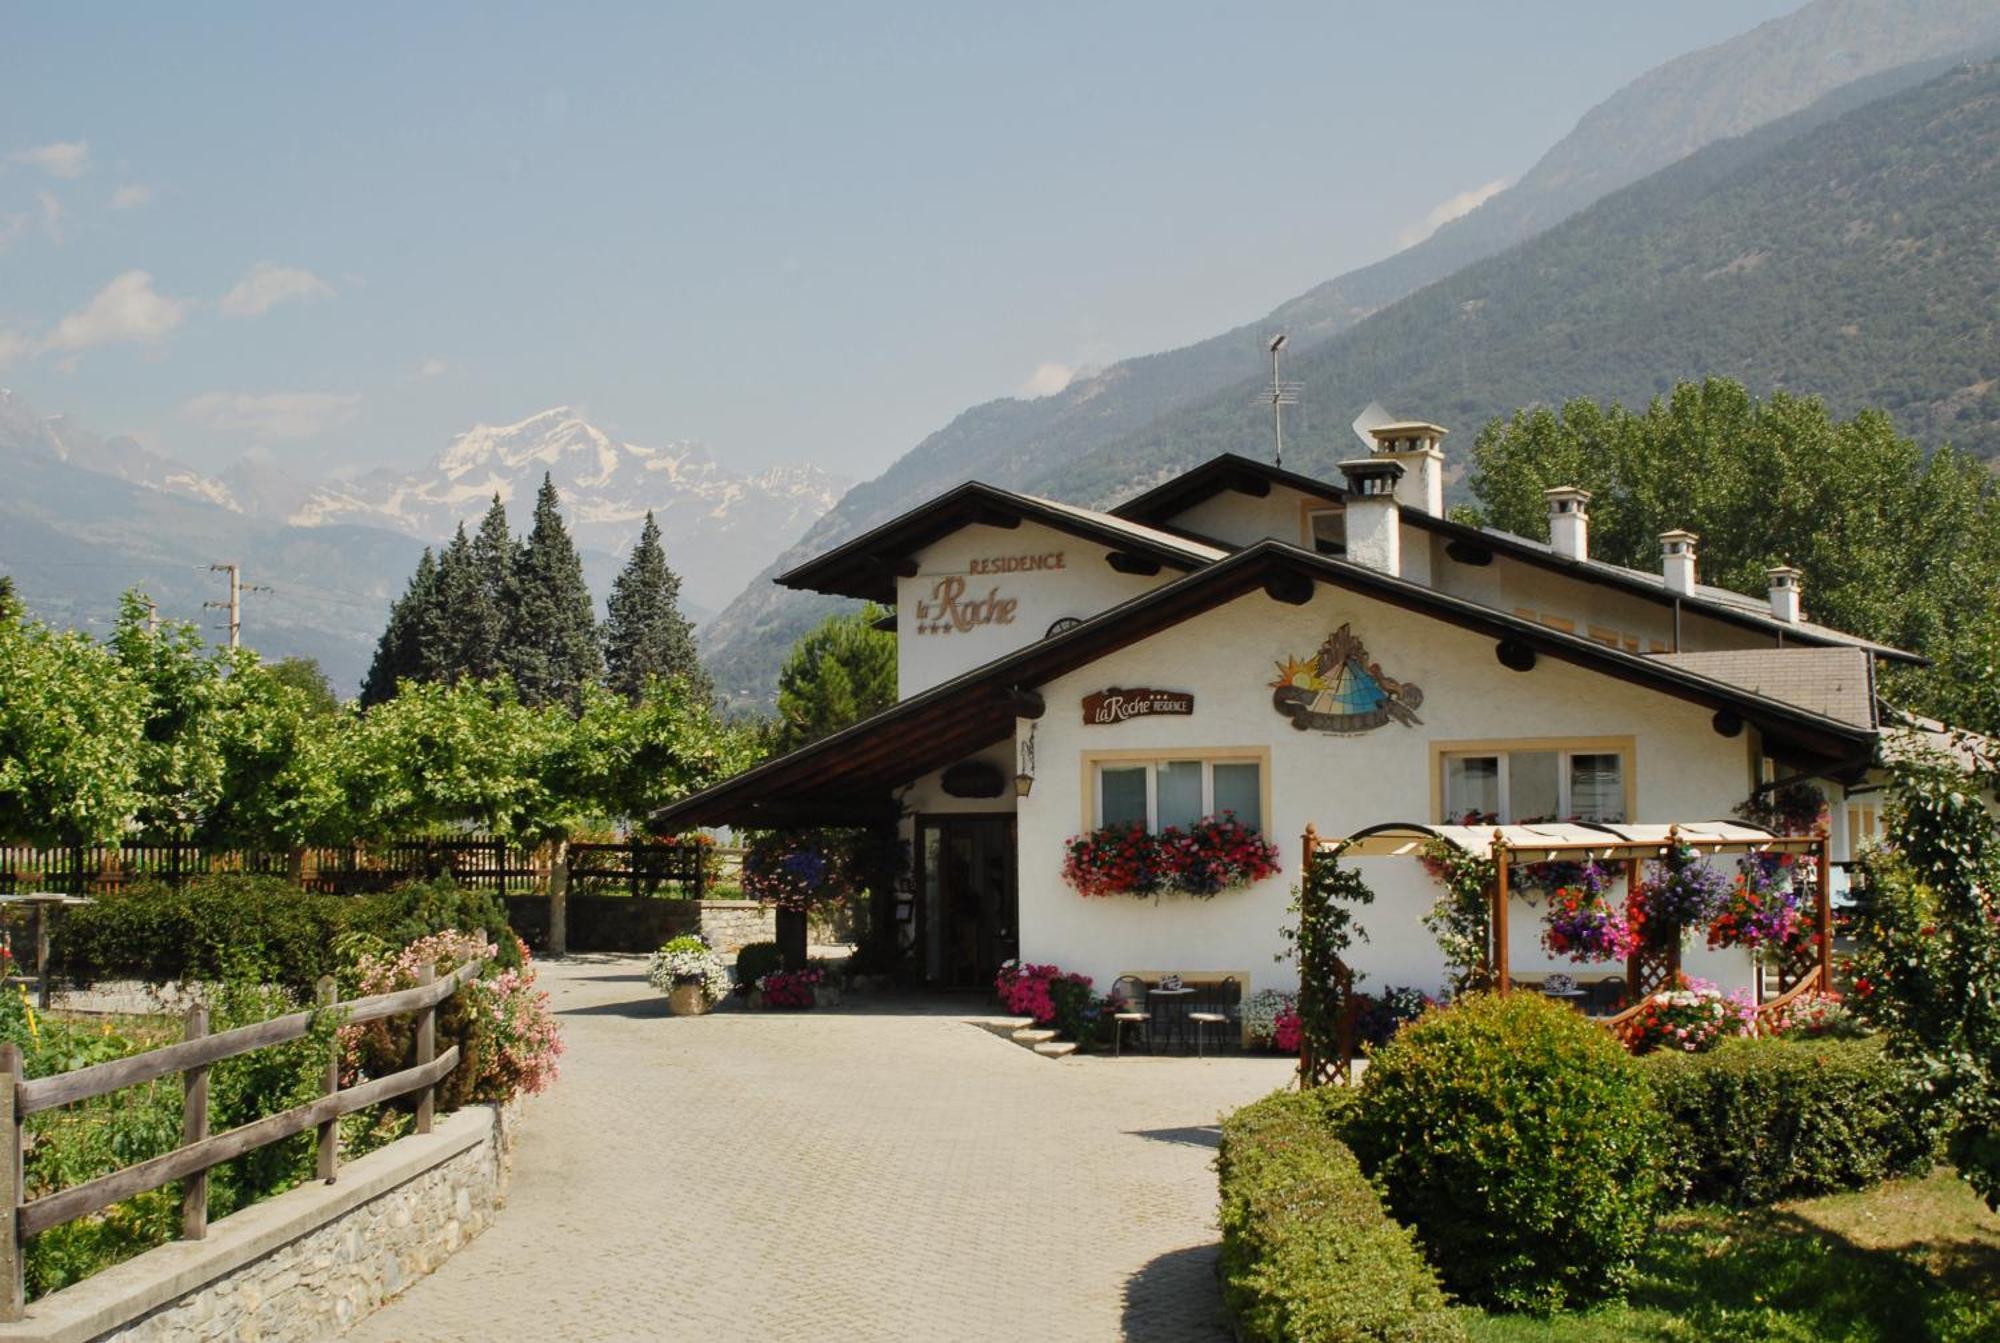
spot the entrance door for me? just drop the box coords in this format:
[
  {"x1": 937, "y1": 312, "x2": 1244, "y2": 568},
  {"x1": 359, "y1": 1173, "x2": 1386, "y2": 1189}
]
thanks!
[{"x1": 918, "y1": 816, "x2": 1018, "y2": 988}]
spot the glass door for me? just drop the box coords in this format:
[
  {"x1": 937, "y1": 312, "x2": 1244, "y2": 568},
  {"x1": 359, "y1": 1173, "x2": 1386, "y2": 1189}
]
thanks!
[{"x1": 918, "y1": 816, "x2": 1017, "y2": 988}]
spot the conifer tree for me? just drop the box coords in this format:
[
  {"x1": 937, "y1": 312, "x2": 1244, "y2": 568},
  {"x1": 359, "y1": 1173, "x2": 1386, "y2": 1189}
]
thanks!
[
  {"x1": 361, "y1": 547, "x2": 441, "y2": 706},
  {"x1": 436, "y1": 521, "x2": 506, "y2": 682},
  {"x1": 603, "y1": 511, "x2": 709, "y2": 702},
  {"x1": 471, "y1": 493, "x2": 517, "y2": 644},
  {"x1": 506, "y1": 474, "x2": 601, "y2": 706}
]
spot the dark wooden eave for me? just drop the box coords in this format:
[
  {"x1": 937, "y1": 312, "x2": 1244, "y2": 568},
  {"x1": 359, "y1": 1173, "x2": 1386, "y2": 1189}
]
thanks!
[
  {"x1": 1112, "y1": 452, "x2": 1344, "y2": 527},
  {"x1": 776, "y1": 480, "x2": 1215, "y2": 603},
  {"x1": 653, "y1": 541, "x2": 1879, "y2": 831}
]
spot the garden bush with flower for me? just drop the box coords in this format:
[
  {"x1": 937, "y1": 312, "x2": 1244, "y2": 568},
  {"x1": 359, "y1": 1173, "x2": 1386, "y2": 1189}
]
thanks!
[
  {"x1": 1620, "y1": 976, "x2": 1755, "y2": 1055},
  {"x1": 757, "y1": 966, "x2": 823, "y2": 1008},
  {"x1": 647, "y1": 934, "x2": 731, "y2": 1006},
  {"x1": 342, "y1": 929, "x2": 563, "y2": 1107},
  {"x1": 1243, "y1": 988, "x2": 1298, "y2": 1049},
  {"x1": 1061, "y1": 814, "x2": 1279, "y2": 898}
]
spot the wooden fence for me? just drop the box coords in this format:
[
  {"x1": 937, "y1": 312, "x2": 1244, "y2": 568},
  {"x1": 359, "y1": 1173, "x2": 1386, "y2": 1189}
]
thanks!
[
  {"x1": 0, "y1": 838, "x2": 731, "y2": 899},
  {"x1": 0, "y1": 952, "x2": 489, "y2": 1320}
]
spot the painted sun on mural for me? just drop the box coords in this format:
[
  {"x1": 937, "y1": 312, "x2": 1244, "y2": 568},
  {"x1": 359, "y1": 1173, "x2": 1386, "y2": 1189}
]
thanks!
[{"x1": 1270, "y1": 623, "x2": 1424, "y2": 734}]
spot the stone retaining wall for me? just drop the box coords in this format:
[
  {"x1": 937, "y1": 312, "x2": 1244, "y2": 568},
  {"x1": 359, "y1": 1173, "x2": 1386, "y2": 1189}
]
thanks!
[
  {"x1": 0, "y1": 1105, "x2": 516, "y2": 1343},
  {"x1": 504, "y1": 896, "x2": 774, "y2": 953}
]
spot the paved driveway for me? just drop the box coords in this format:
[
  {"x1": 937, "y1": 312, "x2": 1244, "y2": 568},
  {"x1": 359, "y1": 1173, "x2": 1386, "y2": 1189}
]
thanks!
[{"x1": 349, "y1": 954, "x2": 1294, "y2": 1342}]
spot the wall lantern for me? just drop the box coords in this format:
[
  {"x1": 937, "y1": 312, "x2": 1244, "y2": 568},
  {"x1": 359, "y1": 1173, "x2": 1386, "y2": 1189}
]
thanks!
[{"x1": 1015, "y1": 721, "x2": 1038, "y2": 798}]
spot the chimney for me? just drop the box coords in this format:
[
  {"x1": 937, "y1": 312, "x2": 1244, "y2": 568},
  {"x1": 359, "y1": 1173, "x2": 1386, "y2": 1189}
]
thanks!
[
  {"x1": 1544, "y1": 486, "x2": 1591, "y2": 562},
  {"x1": 1660, "y1": 530, "x2": 1699, "y2": 596},
  {"x1": 1338, "y1": 458, "x2": 1403, "y2": 576},
  {"x1": 1766, "y1": 565, "x2": 1803, "y2": 624},
  {"x1": 1365, "y1": 421, "x2": 1447, "y2": 518}
]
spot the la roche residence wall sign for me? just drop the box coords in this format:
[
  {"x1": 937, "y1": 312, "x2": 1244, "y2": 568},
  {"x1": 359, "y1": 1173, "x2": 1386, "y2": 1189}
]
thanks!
[
  {"x1": 1081, "y1": 687, "x2": 1195, "y2": 725},
  {"x1": 914, "y1": 550, "x2": 1065, "y2": 636},
  {"x1": 1270, "y1": 623, "x2": 1424, "y2": 733}
]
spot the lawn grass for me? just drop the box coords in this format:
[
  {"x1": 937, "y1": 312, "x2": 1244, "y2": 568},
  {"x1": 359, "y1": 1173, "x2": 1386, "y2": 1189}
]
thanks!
[{"x1": 1465, "y1": 1170, "x2": 2000, "y2": 1343}]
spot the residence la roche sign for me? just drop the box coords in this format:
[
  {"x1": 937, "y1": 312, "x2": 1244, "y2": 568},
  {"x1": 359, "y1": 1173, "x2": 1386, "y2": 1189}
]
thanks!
[
  {"x1": 1081, "y1": 687, "x2": 1196, "y2": 725},
  {"x1": 914, "y1": 550, "x2": 1065, "y2": 636}
]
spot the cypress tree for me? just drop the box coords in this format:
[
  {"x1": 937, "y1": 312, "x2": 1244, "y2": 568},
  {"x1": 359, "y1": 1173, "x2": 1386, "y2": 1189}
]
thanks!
[
  {"x1": 603, "y1": 511, "x2": 709, "y2": 702},
  {"x1": 361, "y1": 547, "x2": 442, "y2": 706},
  {"x1": 506, "y1": 474, "x2": 600, "y2": 706}
]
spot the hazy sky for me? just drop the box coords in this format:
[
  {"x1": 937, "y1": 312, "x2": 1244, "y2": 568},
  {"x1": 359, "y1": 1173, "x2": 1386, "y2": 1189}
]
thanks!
[{"x1": 2, "y1": 2, "x2": 1800, "y2": 481}]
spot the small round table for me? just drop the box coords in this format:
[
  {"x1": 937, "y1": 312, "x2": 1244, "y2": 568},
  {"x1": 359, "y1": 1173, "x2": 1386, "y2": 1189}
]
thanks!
[{"x1": 1146, "y1": 987, "x2": 1195, "y2": 1053}]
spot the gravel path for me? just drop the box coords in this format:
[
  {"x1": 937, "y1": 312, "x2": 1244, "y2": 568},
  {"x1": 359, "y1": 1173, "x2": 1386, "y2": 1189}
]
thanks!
[{"x1": 347, "y1": 953, "x2": 1293, "y2": 1342}]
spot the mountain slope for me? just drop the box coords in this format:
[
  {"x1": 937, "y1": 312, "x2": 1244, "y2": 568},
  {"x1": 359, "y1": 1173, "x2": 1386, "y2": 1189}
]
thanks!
[
  {"x1": 1045, "y1": 59, "x2": 2000, "y2": 505},
  {"x1": 702, "y1": 0, "x2": 2000, "y2": 703}
]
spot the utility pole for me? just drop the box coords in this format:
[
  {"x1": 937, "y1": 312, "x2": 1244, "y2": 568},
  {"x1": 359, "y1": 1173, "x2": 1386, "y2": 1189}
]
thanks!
[{"x1": 204, "y1": 564, "x2": 271, "y2": 650}]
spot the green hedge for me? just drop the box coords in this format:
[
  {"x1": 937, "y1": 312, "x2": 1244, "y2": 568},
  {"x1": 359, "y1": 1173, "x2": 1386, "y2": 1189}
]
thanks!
[
  {"x1": 1217, "y1": 1090, "x2": 1466, "y2": 1343},
  {"x1": 55, "y1": 877, "x2": 524, "y2": 992},
  {"x1": 1642, "y1": 1035, "x2": 1940, "y2": 1207},
  {"x1": 1343, "y1": 992, "x2": 1664, "y2": 1313}
]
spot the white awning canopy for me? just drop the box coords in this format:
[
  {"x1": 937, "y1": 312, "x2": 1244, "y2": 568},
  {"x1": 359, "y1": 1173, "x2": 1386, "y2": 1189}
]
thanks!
[{"x1": 1328, "y1": 820, "x2": 1818, "y2": 860}]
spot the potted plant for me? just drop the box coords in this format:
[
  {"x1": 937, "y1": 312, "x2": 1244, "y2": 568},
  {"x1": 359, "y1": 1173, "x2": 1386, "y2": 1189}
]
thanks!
[{"x1": 648, "y1": 935, "x2": 731, "y2": 1016}]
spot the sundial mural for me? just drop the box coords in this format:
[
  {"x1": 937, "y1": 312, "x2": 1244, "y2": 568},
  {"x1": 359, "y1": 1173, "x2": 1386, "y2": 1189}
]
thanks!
[{"x1": 1269, "y1": 623, "x2": 1424, "y2": 733}]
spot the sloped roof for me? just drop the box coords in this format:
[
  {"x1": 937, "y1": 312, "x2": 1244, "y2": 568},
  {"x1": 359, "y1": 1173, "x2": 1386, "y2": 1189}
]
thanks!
[
  {"x1": 1649, "y1": 647, "x2": 1876, "y2": 729},
  {"x1": 776, "y1": 480, "x2": 1223, "y2": 603},
  {"x1": 654, "y1": 541, "x2": 1879, "y2": 830},
  {"x1": 1107, "y1": 452, "x2": 1924, "y2": 665}
]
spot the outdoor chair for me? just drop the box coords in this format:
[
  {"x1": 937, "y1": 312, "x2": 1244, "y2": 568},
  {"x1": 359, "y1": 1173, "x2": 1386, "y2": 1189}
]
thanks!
[
  {"x1": 1187, "y1": 977, "x2": 1239, "y2": 1057},
  {"x1": 1584, "y1": 976, "x2": 1628, "y2": 1017},
  {"x1": 1109, "y1": 975, "x2": 1149, "y2": 1057}
]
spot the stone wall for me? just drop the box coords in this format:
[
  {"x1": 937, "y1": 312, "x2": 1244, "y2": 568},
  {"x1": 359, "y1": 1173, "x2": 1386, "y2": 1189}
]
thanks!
[
  {"x1": 0, "y1": 1105, "x2": 515, "y2": 1343},
  {"x1": 504, "y1": 896, "x2": 774, "y2": 953}
]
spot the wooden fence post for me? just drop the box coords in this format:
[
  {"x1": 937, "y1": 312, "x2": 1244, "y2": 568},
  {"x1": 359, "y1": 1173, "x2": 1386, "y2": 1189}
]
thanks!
[
  {"x1": 0, "y1": 1041, "x2": 23, "y2": 1322},
  {"x1": 415, "y1": 965, "x2": 436, "y2": 1135},
  {"x1": 181, "y1": 1004, "x2": 209, "y2": 1240},
  {"x1": 315, "y1": 977, "x2": 339, "y2": 1184},
  {"x1": 1491, "y1": 833, "x2": 1511, "y2": 994},
  {"x1": 31, "y1": 906, "x2": 49, "y2": 1012},
  {"x1": 548, "y1": 839, "x2": 570, "y2": 958}
]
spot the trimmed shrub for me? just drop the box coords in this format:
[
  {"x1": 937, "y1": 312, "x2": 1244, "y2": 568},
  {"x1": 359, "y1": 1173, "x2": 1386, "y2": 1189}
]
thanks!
[
  {"x1": 734, "y1": 941, "x2": 783, "y2": 993},
  {"x1": 54, "y1": 877, "x2": 522, "y2": 991},
  {"x1": 1217, "y1": 1090, "x2": 1465, "y2": 1343},
  {"x1": 1642, "y1": 1034, "x2": 1940, "y2": 1207},
  {"x1": 1344, "y1": 992, "x2": 1664, "y2": 1313}
]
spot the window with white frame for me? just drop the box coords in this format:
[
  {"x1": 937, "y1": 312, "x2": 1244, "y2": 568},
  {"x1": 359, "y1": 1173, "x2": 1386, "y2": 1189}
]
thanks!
[
  {"x1": 1094, "y1": 757, "x2": 1263, "y2": 832},
  {"x1": 1439, "y1": 747, "x2": 1628, "y2": 824}
]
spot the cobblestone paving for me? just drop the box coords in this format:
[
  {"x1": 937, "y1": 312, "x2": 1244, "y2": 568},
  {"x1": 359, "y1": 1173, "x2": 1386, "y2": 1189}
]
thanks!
[{"x1": 349, "y1": 954, "x2": 1294, "y2": 1342}]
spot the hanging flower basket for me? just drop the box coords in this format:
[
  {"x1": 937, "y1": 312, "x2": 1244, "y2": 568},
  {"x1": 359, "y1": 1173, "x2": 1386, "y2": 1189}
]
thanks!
[
  {"x1": 1632, "y1": 844, "x2": 1731, "y2": 945},
  {"x1": 1541, "y1": 866, "x2": 1637, "y2": 963},
  {"x1": 1060, "y1": 814, "x2": 1279, "y2": 898},
  {"x1": 742, "y1": 839, "x2": 832, "y2": 912},
  {"x1": 1706, "y1": 854, "x2": 1807, "y2": 952}
]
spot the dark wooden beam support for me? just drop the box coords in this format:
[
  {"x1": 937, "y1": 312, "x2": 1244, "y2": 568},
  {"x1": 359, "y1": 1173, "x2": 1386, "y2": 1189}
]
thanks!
[
  {"x1": 1711, "y1": 709, "x2": 1744, "y2": 738},
  {"x1": 1495, "y1": 640, "x2": 1537, "y2": 672},
  {"x1": 1106, "y1": 551, "x2": 1163, "y2": 576},
  {"x1": 969, "y1": 505, "x2": 1023, "y2": 530},
  {"x1": 1262, "y1": 570, "x2": 1315, "y2": 606},
  {"x1": 1446, "y1": 539, "x2": 1495, "y2": 567},
  {"x1": 1224, "y1": 471, "x2": 1273, "y2": 499}
]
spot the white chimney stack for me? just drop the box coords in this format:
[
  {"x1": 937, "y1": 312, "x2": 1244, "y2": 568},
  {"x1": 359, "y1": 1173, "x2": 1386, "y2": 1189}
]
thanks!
[
  {"x1": 1338, "y1": 458, "x2": 1404, "y2": 576},
  {"x1": 1660, "y1": 530, "x2": 1699, "y2": 596},
  {"x1": 1365, "y1": 421, "x2": 1447, "y2": 518},
  {"x1": 1545, "y1": 485, "x2": 1591, "y2": 562},
  {"x1": 1767, "y1": 565, "x2": 1803, "y2": 624}
]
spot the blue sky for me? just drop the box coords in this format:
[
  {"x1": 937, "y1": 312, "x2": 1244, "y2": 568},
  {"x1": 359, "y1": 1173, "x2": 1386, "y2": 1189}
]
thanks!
[{"x1": 1, "y1": 2, "x2": 1799, "y2": 481}]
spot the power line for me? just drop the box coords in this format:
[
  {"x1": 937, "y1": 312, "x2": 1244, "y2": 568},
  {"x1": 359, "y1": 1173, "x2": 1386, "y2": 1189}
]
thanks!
[{"x1": 202, "y1": 563, "x2": 272, "y2": 650}]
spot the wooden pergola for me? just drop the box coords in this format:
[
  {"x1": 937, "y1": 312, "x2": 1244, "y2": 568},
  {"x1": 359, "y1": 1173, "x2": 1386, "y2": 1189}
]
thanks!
[{"x1": 1308, "y1": 819, "x2": 1833, "y2": 1024}]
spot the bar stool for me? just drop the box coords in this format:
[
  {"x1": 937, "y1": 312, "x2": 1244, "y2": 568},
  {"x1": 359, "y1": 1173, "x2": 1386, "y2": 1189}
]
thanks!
[
  {"x1": 1110, "y1": 975, "x2": 1149, "y2": 1057},
  {"x1": 1187, "y1": 976, "x2": 1239, "y2": 1057}
]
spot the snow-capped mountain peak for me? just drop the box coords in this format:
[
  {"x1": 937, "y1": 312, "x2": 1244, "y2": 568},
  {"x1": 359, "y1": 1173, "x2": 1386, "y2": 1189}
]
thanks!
[{"x1": 287, "y1": 407, "x2": 848, "y2": 613}]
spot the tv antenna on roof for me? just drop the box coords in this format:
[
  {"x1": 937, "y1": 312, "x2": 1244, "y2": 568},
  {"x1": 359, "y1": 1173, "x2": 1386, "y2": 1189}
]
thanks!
[{"x1": 1266, "y1": 333, "x2": 1300, "y2": 466}]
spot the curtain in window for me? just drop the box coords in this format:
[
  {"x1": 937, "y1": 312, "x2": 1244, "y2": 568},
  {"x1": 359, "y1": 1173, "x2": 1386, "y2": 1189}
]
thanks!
[
  {"x1": 1101, "y1": 766, "x2": 1148, "y2": 829},
  {"x1": 1568, "y1": 753, "x2": 1624, "y2": 821},
  {"x1": 1157, "y1": 760, "x2": 1205, "y2": 831},
  {"x1": 1212, "y1": 762, "x2": 1262, "y2": 830}
]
